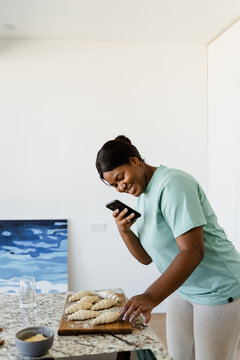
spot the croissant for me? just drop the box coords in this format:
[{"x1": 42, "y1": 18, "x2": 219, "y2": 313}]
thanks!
[
  {"x1": 91, "y1": 299, "x2": 117, "y2": 310},
  {"x1": 65, "y1": 301, "x2": 92, "y2": 314},
  {"x1": 97, "y1": 290, "x2": 122, "y2": 303},
  {"x1": 77, "y1": 295, "x2": 99, "y2": 304},
  {"x1": 91, "y1": 311, "x2": 120, "y2": 325},
  {"x1": 68, "y1": 310, "x2": 100, "y2": 321},
  {"x1": 69, "y1": 290, "x2": 93, "y2": 302}
]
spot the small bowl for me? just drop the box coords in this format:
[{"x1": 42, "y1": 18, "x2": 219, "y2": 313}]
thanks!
[{"x1": 15, "y1": 326, "x2": 54, "y2": 357}]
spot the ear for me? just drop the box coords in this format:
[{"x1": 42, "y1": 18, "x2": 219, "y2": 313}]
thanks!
[{"x1": 129, "y1": 157, "x2": 140, "y2": 166}]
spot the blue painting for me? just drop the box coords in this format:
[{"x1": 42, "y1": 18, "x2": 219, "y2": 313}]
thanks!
[{"x1": 0, "y1": 219, "x2": 68, "y2": 293}]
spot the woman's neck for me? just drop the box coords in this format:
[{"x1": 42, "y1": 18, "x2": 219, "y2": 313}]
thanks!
[{"x1": 144, "y1": 163, "x2": 158, "y2": 186}]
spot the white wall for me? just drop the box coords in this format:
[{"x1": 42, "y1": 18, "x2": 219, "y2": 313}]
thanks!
[
  {"x1": 0, "y1": 39, "x2": 207, "y2": 311},
  {"x1": 208, "y1": 20, "x2": 240, "y2": 251}
]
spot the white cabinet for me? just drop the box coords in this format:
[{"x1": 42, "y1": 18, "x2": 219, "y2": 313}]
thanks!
[{"x1": 208, "y1": 21, "x2": 240, "y2": 251}]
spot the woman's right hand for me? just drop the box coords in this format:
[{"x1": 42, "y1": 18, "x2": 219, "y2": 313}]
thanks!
[{"x1": 113, "y1": 208, "x2": 136, "y2": 234}]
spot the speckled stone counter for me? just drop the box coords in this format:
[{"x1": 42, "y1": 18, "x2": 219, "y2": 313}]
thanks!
[{"x1": 0, "y1": 293, "x2": 172, "y2": 360}]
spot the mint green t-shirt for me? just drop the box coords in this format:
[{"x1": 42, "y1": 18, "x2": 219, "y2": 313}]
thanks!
[{"x1": 136, "y1": 165, "x2": 240, "y2": 305}]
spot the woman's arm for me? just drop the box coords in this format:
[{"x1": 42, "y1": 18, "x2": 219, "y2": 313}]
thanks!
[
  {"x1": 113, "y1": 208, "x2": 152, "y2": 265},
  {"x1": 120, "y1": 226, "x2": 204, "y2": 323},
  {"x1": 120, "y1": 229, "x2": 152, "y2": 265}
]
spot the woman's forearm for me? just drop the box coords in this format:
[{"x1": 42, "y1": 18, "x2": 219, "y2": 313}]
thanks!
[
  {"x1": 144, "y1": 248, "x2": 203, "y2": 306},
  {"x1": 119, "y1": 227, "x2": 204, "y2": 323},
  {"x1": 112, "y1": 208, "x2": 152, "y2": 265},
  {"x1": 120, "y1": 230, "x2": 152, "y2": 265}
]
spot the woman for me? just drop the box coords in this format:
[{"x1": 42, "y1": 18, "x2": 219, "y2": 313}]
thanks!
[{"x1": 96, "y1": 135, "x2": 240, "y2": 360}]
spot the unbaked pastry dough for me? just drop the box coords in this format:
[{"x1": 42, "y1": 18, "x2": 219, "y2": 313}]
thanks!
[
  {"x1": 91, "y1": 299, "x2": 117, "y2": 310},
  {"x1": 69, "y1": 290, "x2": 93, "y2": 302},
  {"x1": 68, "y1": 310, "x2": 100, "y2": 321},
  {"x1": 91, "y1": 311, "x2": 120, "y2": 325},
  {"x1": 65, "y1": 301, "x2": 92, "y2": 314},
  {"x1": 77, "y1": 295, "x2": 99, "y2": 304},
  {"x1": 97, "y1": 290, "x2": 122, "y2": 303}
]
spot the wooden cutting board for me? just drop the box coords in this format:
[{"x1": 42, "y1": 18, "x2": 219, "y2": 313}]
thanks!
[{"x1": 58, "y1": 291, "x2": 132, "y2": 335}]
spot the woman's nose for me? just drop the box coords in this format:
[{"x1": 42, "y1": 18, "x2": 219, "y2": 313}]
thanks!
[{"x1": 118, "y1": 182, "x2": 126, "y2": 192}]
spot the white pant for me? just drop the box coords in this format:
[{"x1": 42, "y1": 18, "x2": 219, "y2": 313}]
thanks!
[{"x1": 166, "y1": 292, "x2": 240, "y2": 360}]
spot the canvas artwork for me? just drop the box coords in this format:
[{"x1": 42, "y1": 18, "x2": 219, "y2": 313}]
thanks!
[{"x1": 0, "y1": 219, "x2": 68, "y2": 293}]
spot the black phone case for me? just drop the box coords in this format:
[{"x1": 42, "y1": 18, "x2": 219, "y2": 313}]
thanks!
[{"x1": 106, "y1": 200, "x2": 141, "y2": 221}]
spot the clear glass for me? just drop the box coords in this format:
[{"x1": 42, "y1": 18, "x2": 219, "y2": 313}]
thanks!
[{"x1": 19, "y1": 276, "x2": 36, "y2": 308}]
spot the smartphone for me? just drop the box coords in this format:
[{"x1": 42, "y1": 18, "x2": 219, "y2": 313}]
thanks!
[{"x1": 106, "y1": 199, "x2": 141, "y2": 221}]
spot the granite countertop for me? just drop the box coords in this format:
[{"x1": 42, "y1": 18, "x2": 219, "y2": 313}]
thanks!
[{"x1": 0, "y1": 293, "x2": 172, "y2": 360}]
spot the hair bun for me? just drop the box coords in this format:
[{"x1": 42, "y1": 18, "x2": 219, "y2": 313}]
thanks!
[{"x1": 114, "y1": 135, "x2": 132, "y2": 145}]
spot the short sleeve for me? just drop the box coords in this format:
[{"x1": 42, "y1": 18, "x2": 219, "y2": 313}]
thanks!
[{"x1": 160, "y1": 175, "x2": 207, "y2": 238}]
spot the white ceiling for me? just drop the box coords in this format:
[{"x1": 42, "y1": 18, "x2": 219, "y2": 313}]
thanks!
[{"x1": 0, "y1": 0, "x2": 240, "y2": 44}]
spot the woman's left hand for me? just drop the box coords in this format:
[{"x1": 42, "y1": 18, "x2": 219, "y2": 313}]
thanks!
[{"x1": 120, "y1": 293, "x2": 155, "y2": 325}]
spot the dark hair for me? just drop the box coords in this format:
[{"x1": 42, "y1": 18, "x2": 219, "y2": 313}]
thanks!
[{"x1": 96, "y1": 135, "x2": 144, "y2": 180}]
